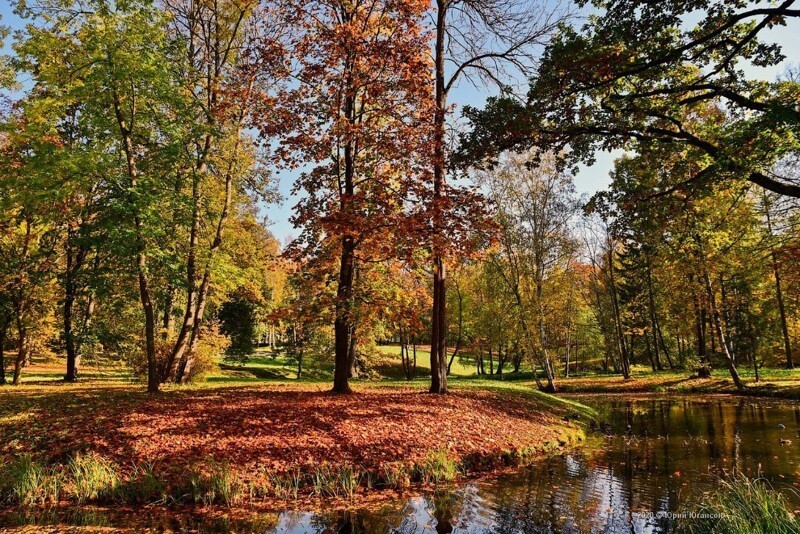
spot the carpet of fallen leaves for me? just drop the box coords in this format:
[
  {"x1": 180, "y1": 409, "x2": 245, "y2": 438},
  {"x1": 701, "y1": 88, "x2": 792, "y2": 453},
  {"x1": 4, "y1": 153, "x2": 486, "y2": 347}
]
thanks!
[{"x1": 0, "y1": 382, "x2": 580, "y2": 482}]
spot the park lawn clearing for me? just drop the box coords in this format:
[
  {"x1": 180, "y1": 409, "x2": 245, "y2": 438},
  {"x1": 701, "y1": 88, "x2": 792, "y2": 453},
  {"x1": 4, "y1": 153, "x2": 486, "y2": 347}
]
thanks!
[{"x1": 0, "y1": 380, "x2": 592, "y2": 504}]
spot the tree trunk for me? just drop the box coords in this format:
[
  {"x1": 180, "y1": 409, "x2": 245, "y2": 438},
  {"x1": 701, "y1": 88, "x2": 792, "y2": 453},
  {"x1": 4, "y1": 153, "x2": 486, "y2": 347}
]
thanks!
[
  {"x1": 607, "y1": 245, "x2": 629, "y2": 379},
  {"x1": 162, "y1": 285, "x2": 176, "y2": 341},
  {"x1": 688, "y1": 273, "x2": 706, "y2": 365},
  {"x1": 764, "y1": 204, "x2": 794, "y2": 368},
  {"x1": 333, "y1": 235, "x2": 356, "y2": 394},
  {"x1": 63, "y1": 234, "x2": 87, "y2": 382},
  {"x1": 719, "y1": 276, "x2": 735, "y2": 365},
  {"x1": 165, "y1": 173, "x2": 202, "y2": 382},
  {"x1": 496, "y1": 343, "x2": 505, "y2": 376},
  {"x1": 175, "y1": 132, "x2": 240, "y2": 384},
  {"x1": 112, "y1": 89, "x2": 159, "y2": 394},
  {"x1": 13, "y1": 308, "x2": 27, "y2": 385},
  {"x1": 412, "y1": 341, "x2": 417, "y2": 378},
  {"x1": 429, "y1": 0, "x2": 448, "y2": 395},
  {"x1": 446, "y1": 281, "x2": 463, "y2": 375},
  {"x1": 297, "y1": 345, "x2": 303, "y2": 379},
  {"x1": 347, "y1": 327, "x2": 358, "y2": 378},
  {"x1": 645, "y1": 331, "x2": 656, "y2": 372},
  {"x1": 401, "y1": 336, "x2": 410, "y2": 380},
  {"x1": 701, "y1": 266, "x2": 744, "y2": 390},
  {"x1": 645, "y1": 259, "x2": 664, "y2": 370}
]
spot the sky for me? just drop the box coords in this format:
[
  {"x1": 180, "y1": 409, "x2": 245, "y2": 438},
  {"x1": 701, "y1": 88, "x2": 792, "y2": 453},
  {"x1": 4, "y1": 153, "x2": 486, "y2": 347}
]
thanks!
[{"x1": 2, "y1": 1, "x2": 798, "y2": 245}]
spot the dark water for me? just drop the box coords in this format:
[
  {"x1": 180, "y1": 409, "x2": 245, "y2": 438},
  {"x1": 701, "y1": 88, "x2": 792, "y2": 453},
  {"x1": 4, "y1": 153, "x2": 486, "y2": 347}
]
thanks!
[{"x1": 4, "y1": 395, "x2": 800, "y2": 533}]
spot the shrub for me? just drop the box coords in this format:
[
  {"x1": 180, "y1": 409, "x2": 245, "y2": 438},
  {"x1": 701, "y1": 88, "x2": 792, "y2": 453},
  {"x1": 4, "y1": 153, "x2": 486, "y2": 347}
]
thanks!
[{"x1": 188, "y1": 321, "x2": 228, "y2": 382}]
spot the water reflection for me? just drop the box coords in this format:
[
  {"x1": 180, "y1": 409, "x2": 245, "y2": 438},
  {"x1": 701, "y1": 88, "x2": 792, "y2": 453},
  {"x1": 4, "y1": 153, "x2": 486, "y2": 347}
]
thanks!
[{"x1": 3, "y1": 395, "x2": 799, "y2": 533}]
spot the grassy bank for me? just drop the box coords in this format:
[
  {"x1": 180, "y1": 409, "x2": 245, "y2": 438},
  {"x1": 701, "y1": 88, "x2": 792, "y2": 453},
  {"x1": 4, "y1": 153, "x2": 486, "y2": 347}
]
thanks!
[
  {"x1": 539, "y1": 367, "x2": 800, "y2": 400},
  {"x1": 0, "y1": 378, "x2": 594, "y2": 509}
]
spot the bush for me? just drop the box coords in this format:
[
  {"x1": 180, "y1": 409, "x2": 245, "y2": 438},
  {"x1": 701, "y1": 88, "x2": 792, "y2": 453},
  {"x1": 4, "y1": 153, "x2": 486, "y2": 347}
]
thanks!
[
  {"x1": 187, "y1": 321, "x2": 228, "y2": 382},
  {"x1": 677, "y1": 475, "x2": 799, "y2": 533}
]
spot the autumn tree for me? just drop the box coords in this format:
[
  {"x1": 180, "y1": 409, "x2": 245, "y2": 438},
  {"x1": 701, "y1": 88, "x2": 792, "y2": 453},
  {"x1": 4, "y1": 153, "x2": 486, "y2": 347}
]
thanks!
[
  {"x1": 426, "y1": 0, "x2": 568, "y2": 394},
  {"x1": 459, "y1": 0, "x2": 800, "y2": 201},
  {"x1": 0, "y1": 112, "x2": 62, "y2": 385},
  {"x1": 264, "y1": 0, "x2": 433, "y2": 393},
  {"x1": 476, "y1": 151, "x2": 580, "y2": 391},
  {"x1": 161, "y1": 0, "x2": 281, "y2": 384}
]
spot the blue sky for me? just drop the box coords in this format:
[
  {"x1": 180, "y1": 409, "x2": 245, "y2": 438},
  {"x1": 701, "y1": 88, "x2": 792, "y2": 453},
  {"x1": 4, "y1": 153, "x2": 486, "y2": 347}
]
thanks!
[{"x1": 2, "y1": 2, "x2": 798, "y2": 244}]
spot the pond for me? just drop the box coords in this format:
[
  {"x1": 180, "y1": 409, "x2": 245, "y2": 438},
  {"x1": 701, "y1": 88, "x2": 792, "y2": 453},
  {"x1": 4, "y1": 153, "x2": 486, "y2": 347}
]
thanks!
[{"x1": 3, "y1": 394, "x2": 800, "y2": 532}]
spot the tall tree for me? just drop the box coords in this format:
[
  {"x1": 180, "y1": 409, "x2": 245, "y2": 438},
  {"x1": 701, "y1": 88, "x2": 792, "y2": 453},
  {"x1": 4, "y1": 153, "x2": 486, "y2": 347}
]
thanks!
[
  {"x1": 15, "y1": 0, "x2": 188, "y2": 393},
  {"x1": 477, "y1": 150, "x2": 580, "y2": 391},
  {"x1": 265, "y1": 0, "x2": 433, "y2": 393},
  {"x1": 163, "y1": 0, "x2": 276, "y2": 384},
  {"x1": 427, "y1": 0, "x2": 566, "y2": 393}
]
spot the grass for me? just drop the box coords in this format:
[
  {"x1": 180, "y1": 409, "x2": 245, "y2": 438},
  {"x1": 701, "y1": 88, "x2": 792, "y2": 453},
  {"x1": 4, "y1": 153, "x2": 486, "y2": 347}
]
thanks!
[
  {"x1": 0, "y1": 366, "x2": 593, "y2": 508},
  {"x1": 187, "y1": 461, "x2": 243, "y2": 506},
  {"x1": 415, "y1": 449, "x2": 459, "y2": 484},
  {"x1": 117, "y1": 462, "x2": 166, "y2": 504},
  {"x1": 373, "y1": 344, "x2": 481, "y2": 378},
  {"x1": 554, "y1": 365, "x2": 800, "y2": 399},
  {"x1": 677, "y1": 476, "x2": 799, "y2": 533},
  {"x1": 0, "y1": 441, "x2": 581, "y2": 508},
  {"x1": 68, "y1": 453, "x2": 120, "y2": 504},
  {"x1": 0, "y1": 455, "x2": 63, "y2": 506}
]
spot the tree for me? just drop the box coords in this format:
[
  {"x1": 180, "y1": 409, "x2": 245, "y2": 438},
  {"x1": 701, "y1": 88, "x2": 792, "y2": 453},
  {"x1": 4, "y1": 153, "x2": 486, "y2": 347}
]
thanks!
[
  {"x1": 476, "y1": 150, "x2": 580, "y2": 391},
  {"x1": 426, "y1": 0, "x2": 567, "y2": 394},
  {"x1": 266, "y1": 0, "x2": 433, "y2": 393},
  {"x1": 162, "y1": 0, "x2": 276, "y2": 384},
  {"x1": 459, "y1": 0, "x2": 800, "y2": 201},
  {"x1": 15, "y1": 0, "x2": 190, "y2": 393}
]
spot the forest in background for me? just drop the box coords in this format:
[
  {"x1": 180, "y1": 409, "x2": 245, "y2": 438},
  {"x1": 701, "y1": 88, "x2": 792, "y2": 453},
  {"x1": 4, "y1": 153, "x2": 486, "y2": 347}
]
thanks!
[{"x1": 1, "y1": 0, "x2": 799, "y2": 397}]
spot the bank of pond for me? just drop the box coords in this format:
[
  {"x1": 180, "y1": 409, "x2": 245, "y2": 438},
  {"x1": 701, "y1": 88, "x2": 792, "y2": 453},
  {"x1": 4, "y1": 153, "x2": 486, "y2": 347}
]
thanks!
[{"x1": 2, "y1": 393, "x2": 800, "y2": 532}]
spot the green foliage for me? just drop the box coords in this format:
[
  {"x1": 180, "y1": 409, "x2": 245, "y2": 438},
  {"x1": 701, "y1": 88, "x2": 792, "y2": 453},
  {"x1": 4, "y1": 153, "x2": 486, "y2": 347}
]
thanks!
[
  {"x1": 382, "y1": 462, "x2": 412, "y2": 489},
  {"x1": 186, "y1": 321, "x2": 228, "y2": 382},
  {"x1": 68, "y1": 452, "x2": 119, "y2": 504},
  {"x1": 268, "y1": 470, "x2": 302, "y2": 500},
  {"x1": 310, "y1": 464, "x2": 362, "y2": 498},
  {"x1": 117, "y1": 462, "x2": 166, "y2": 504},
  {"x1": 678, "y1": 476, "x2": 799, "y2": 534},
  {"x1": 218, "y1": 291, "x2": 261, "y2": 358},
  {"x1": 415, "y1": 449, "x2": 459, "y2": 484},
  {"x1": 187, "y1": 461, "x2": 242, "y2": 506},
  {"x1": 0, "y1": 454, "x2": 63, "y2": 506}
]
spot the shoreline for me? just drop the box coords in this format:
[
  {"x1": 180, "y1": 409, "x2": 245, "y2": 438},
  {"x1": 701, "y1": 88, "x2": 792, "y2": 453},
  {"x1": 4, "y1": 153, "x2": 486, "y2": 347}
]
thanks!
[
  {"x1": 0, "y1": 381, "x2": 594, "y2": 509},
  {"x1": 537, "y1": 372, "x2": 800, "y2": 400}
]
